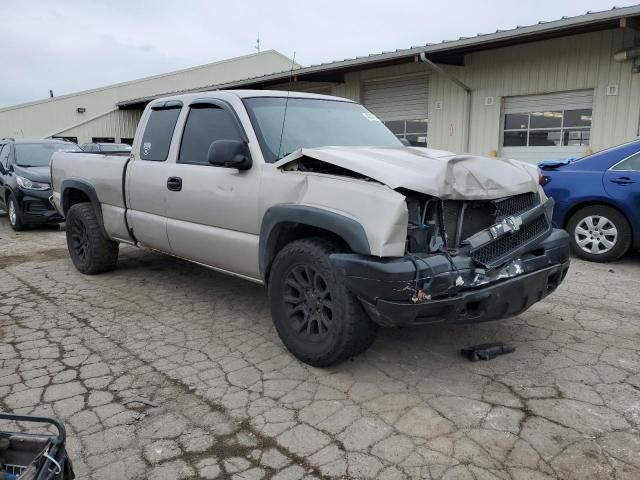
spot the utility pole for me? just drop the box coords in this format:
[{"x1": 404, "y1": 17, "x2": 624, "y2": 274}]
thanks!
[{"x1": 255, "y1": 33, "x2": 260, "y2": 53}]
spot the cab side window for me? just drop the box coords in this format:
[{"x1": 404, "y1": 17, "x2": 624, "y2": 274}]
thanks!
[
  {"x1": 612, "y1": 152, "x2": 640, "y2": 171},
  {"x1": 178, "y1": 105, "x2": 243, "y2": 165},
  {"x1": 140, "y1": 105, "x2": 181, "y2": 161}
]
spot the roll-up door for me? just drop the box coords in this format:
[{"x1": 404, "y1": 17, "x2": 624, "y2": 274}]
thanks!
[
  {"x1": 363, "y1": 74, "x2": 429, "y2": 147},
  {"x1": 502, "y1": 90, "x2": 594, "y2": 163}
]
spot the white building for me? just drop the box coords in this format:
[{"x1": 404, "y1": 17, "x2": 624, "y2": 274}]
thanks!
[
  {"x1": 0, "y1": 51, "x2": 297, "y2": 145},
  {"x1": 2, "y1": 5, "x2": 640, "y2": 162}
]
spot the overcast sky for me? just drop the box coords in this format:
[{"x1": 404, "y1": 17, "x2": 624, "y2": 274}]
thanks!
[{"x1": 0, "y1": 0, "x2": 637, "y2": 107}]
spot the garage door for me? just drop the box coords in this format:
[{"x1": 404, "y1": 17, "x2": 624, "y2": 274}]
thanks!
[
  {"x1": 502, "y1": 90, "x2": 593, "y2": 163},
  {"x1": 363, "y1": 74, "x2": 429, "y2": 146}
]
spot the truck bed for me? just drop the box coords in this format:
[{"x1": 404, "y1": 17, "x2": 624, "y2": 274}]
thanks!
[{"x1": 50, "y1": 151, "x2": 133, "y2": 242}]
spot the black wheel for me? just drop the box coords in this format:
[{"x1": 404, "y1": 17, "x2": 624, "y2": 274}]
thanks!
[
  {"x1": 268, "y1": 238, "x2": 378, "y2": 367},
  {"x1": 8, "y1": 194, "x2": 26, "y2": 231},
  {"x1": 567, "y1": 205, "x2": 631, "y2": 262},
  {"x1": 65, "y1": 203, "x2": 119, "y2": 274}
]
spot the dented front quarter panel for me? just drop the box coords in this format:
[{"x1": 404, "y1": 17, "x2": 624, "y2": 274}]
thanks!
[{"x1": 259, "y1": 164, "x2": 408, "y2": 257}]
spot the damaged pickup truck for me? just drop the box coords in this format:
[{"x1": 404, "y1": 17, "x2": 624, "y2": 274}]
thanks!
[{"x1": 50, "y1": 90, "x2": 570, "y2": 366}]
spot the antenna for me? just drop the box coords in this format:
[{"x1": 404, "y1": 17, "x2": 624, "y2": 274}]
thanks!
[
  {"x1": 277, "y1": 52, "x2": 296, "y2": 160},
  {"x1": 254, "y1": 33, "x2": 260, "y2": 53}
]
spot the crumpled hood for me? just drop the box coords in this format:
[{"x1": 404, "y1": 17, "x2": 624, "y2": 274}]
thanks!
[
  {"x1": 13, "y1": 165, "x2": 51, "y2": 183},
  {"x1": 275, "y1": 146, "x2": 539, "y2": 200}
]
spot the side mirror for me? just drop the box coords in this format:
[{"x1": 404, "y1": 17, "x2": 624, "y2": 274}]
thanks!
[{"x1": 207, "y1": 140, "x2": 252, "y2": 170}]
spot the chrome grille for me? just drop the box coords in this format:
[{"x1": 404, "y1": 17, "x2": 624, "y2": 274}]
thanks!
[{"x1": 471, "y1": 215, "x2": 548, "y2": 267}]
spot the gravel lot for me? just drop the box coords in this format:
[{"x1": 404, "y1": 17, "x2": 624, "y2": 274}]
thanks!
[{"x1": 1, "y1": 219, "x2": 639, "y2": 480}]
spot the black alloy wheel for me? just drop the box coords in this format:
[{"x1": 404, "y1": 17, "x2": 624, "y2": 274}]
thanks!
[{"x1": 283, "y1": 264, "x2": 333, "y2": 341}]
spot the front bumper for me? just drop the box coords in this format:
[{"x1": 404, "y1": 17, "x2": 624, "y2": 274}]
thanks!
[
  {"x1": 330, "y1": 228, "x2": 570, "y2": 327},
  {"x1": 14, "y1": 188, "x2": 64, "y2": 225}
]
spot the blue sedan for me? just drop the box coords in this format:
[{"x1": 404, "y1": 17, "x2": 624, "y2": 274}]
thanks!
[{"x1": 539, "y1": 140, "x2": 640, "y2": 262}]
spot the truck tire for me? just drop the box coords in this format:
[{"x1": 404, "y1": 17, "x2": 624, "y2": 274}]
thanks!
[
  {"x1": 8, "y1": 194, "x2": 26, "y2": 231},
  {"x1": 567, "y1": 205, "x2": 631, "y2": 262},
  {"x1": 268, "y1": 237, "x2": 378, "y2": 367},
  {"x1": 65, "y1": 203, "x2": 119, "y2": 274}
]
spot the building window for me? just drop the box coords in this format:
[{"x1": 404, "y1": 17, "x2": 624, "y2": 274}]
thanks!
[
  {"x1": 503, "y1": 108, "x2": 591, "y2": 147},
  {"x1": 384, "y1": 119, "x2": 428, "y2": 147},
  {"x1": 92, "y1": 137, "x2": 115, "y2": 143}
]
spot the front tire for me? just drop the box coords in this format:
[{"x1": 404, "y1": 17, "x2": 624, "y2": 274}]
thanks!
[
  {"x1": 567, "y1": 205, "x2": 631, "y2": 262},
  {"x1": 268, "y1": 238, "x2": 378, "y2": 367},
  {"x1": 8, "y1": 195, "x2": 26, "y2": 231},
  {"x1": 65, "y1": 203, "x2": 119, "y2": 274}
]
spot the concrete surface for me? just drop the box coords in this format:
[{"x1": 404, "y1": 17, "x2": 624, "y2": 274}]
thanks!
[{"x1": 0, "y1": 220, "x2": 639, "y2": 480}]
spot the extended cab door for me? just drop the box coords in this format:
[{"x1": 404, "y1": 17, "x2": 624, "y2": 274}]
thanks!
[
  {"x1": 164, "y1": 99, "x2": 261, "y2": 279},
  {"x1": 126, "y1": 101, "x2": 182, "y2": 253}
]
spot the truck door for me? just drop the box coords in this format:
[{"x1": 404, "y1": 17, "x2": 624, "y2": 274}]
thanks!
[
  {"x1": 126, "y1": 102, "x2": 182, "y2": 253},
  {"x1": 164, "y1": 100, "x2": 261, "y2": 279}
]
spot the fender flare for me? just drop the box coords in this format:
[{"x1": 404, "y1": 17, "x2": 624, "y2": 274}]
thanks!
[
  {"x1": 259, "y1": 204, "x2": 371, "y2": 279},
  {"x1": 60, "y1": 179, "x2": 108, "y2": 237}
]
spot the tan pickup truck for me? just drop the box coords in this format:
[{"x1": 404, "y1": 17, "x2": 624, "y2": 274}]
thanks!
[{"x1": 50, "y1": 90, "x2": 570, "y2": 366}]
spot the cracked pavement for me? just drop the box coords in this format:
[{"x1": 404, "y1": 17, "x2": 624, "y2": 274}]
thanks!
[{"x1": 0, "y1": 220, "x2": 639, "y2": 479}]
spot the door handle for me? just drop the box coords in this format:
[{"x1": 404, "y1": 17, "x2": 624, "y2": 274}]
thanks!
[
  {"x1": 610, "y1": 176, "x2": 635, "y2": 185},
  {"x1": 167, "y1": 177, "x2": 182, "y2": 191}
]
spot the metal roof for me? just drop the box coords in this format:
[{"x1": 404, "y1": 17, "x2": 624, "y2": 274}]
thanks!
[{"x1": 119, "y1": 4, "x2": 640, "y2": 108}]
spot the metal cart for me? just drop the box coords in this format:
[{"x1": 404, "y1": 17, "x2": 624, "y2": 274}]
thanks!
[{"x1": 0, "y1": 413, "x2": 74, "y2": 480}]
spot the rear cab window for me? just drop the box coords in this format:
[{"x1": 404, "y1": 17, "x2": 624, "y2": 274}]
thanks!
[{"x1": 140, "y1": 101, "x2": 182, "y2": 161}]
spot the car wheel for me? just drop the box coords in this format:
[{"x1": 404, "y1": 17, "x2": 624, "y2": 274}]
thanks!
[
  {"x1": 8, "y1": 195, "x2": 26, "y2": 231},
  {"x1": 268, "y1": 237, "x2": 378, "y2": 367},
  {"x1": 567, "y1": 205, "x2": 631, "y2": 262},
  {"x1": 65, "y1": 203, "x2": 119, "y2": 274}
]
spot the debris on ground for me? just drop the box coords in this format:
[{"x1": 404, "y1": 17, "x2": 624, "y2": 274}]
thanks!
[{"x1": 461, "y1": 342, "x2": 515, "y2": 361}]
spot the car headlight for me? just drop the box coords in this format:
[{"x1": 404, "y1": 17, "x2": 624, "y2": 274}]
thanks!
[{"x1": 16, "y1": 175, "x2": 50, "y2": 191}]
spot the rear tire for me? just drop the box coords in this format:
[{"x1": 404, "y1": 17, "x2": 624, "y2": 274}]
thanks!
[
  {"x1": 65, "y1": 203, "x2": 119, "y2": 274},
  {"x1": 268, "y1": 237, "x2": 378, "y2": 367},
  {"x1": 567, "y1": 205, "x2": 631, "y2": 262},
  {"x1": 8, "y1": 195, "x2": 26, "y2": 231}
]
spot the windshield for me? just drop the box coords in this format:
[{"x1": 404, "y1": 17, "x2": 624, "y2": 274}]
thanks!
[
  {"x1": 15, "y1": 143, "x2": 81, "y2": 167},
  {"x1": 100, "y1": 144, "x2": 132, "y2": 152},
  {"x1": 243, "y1": 97, "x2": 402, "y2": 162}
]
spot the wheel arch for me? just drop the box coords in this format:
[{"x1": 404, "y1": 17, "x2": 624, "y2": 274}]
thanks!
[
  {"x1": 259, "y1": 205, "x2": 371, "y2": 284},
  {"x1": 61, "y1": 180, "x2": 108, "y2": 237}
]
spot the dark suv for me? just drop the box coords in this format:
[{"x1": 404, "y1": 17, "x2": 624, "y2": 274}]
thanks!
[{"x1": 0, "y1": 138, "x2": 81, "y2": 230}]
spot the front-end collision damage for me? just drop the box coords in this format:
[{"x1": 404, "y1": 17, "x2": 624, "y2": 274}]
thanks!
[
  {"x1": 325, "y1": 187, "x2": 569, "y2": 326},
  {"x1": 272, "y1": 146, "x2": 570, "y2": 326}
]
